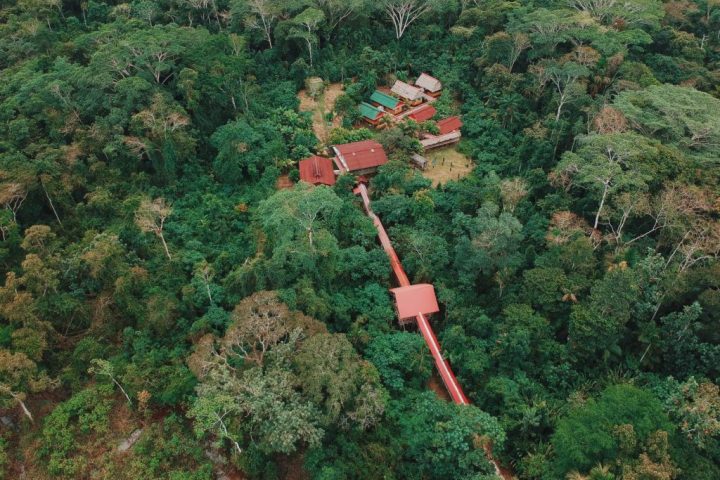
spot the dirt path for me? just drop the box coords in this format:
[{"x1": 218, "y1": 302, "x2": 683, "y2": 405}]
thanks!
[{"x1": 298, "y1": 83, "x2": 344, "y2": 144}]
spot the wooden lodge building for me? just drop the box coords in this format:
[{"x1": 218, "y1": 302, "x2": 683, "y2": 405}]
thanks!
[
  {"x1": 332, "y1": 140, "x2": 388, "y2": 176},
  {"x1": 415, "y1": 73, "x2": 442, "y2": 97},
  {"x1": 299, "y1": 155, "x2": 336, "y2": 186},
  {"x1": 370, "y1": 90, "x2": 404, "y2": 115},
  {"x1": 436, "y1": 116, "x2": 462, "y2": 135},
  {"x1": 391, "y1": 80, "x2": 424, "y2": 105},
  {"x1": 420, "y1": 116, "x2": 463, "y2": 151},
  {"x1": 408, "y1": 103, "x2": 437, "y2": 122},
  {"x1": 359, "y1": 102, "x2": 384, "y2": 126}
]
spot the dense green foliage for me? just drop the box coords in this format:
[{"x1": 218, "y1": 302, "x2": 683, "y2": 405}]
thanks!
[{"x1": 0, "y1": 0, "x2": 718, "y2": 479}]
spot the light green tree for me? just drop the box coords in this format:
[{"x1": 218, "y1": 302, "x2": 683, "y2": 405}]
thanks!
[
  {"x1": 135, "y1": 196, "x2": 173, "y2": 260},
  {"x1": 553, "y1": 132, "x2": 657, "y2": 230},
  {"x1": 289, "y1": 8, "x2": 326, "y2": 68},
  {"x1": 381, "y1": 0, "x2": 437, "y2": 39},
  {"x1": 614, "y1": 85, "x2": 720, "y2": 168}
]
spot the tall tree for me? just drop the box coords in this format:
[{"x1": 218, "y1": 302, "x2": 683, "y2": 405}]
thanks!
[
  {"x1": 552, "y1": 132, "x2": 657, "y2": 231},
  {"x1": 614, "y1": 85, "x2": 720, "y2": 169},
  {"x1": 389, "y1": 392, "x2": 505, "y2": 479},
  {"x1": 0, "y1": 349, "x2": 55, "y2": 422},
  {"x1": 289, "y1": 8, "x2": 325, "y2": 68},
  {"x1": 552, "y1": 385, "x2": 676, "y2": 478},
  {"x1": 381, "y1": 0, "x2": 436, "y2": 39},
  {"x1": 534, "y1": 60, "x2": 589, "y2": 122},
  {"x1": 310, "y1": 0, "x2": 365, "y2": 37},
  {"x1": 135, "y1": 197, "x2": 173, "y2": 260},
  {"x1": 238, "y1": 0, "x2": 280, "y2": 48}
]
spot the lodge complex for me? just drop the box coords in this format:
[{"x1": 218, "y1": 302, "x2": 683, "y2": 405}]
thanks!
[{"x1": 299, "y1": 73, "x2": 463, "y2": 186}]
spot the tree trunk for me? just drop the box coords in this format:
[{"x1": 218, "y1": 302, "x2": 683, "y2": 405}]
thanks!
[
  {"x1": 204, "y1": 274, "x2": 214, "y2": 304},
  {"x1": 113, "y1": 377, "x2": 133, "y2": 405},
  {"x1": 41, "y1": 180, "x2": 62, "y2": 227},
  {"x1": 11, "y1": 392, "x2": 33, "y2": 423},
  {"x1": 211, "y1": 1, "x2": 222, "y2": 31},
  {"x1": 555, "y1": 92, "x2": 566, "y2": 121},
  {"x1": 594, "y1": 181, "x2": 610, "y2": 230},
  {"x1": 158, "y1": 232, "x2": 172, "y2": 260},
  {"x1": 262, "y1": 17, "x2": 273, "y2": 49},
  {"x1": 306, "y1": 38, "x2": 313, "y2": 67}
]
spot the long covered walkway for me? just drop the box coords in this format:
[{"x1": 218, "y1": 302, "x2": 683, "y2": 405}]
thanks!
[
  {"x1": 354, "y1": 183, "x2": 468, "y2": 404},
  {"x1": 354, "y1": 183, "x2": 511, "y2": 476}
]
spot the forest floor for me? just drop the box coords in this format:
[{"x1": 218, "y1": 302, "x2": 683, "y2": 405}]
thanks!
[
  {"x1": 276, "y1": 454, "x2": 310, "y2": 480},
  {"x1": 422, "y1": 147, "x2": 474, "y2": 187},
  {"x1": 297, "y1": 83, "x2": 344, "y2": 144},
  {"x1": 427, "y1": 374, "x2": 451, "y2": 402},
  {"x1": 276, "y1": 174, "x2": 294, "y2": 189}
]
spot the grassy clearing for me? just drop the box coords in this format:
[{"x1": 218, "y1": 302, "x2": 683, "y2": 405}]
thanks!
[
  {"x1": 422, "y1": 147, "x2": 474, "y2": 187},
  {"x1": 297, "y1": 83, "x2": 344, "y2": 144}
]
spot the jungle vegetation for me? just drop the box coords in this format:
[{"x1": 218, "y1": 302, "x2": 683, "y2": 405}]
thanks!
[{"x1": 0, "y1": 0, "x2": 719, "y2": 479}]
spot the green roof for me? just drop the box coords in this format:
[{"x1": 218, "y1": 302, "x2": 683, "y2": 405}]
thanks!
[
  {"x1": 370, "y1": 90, "x2": 401, "y2": 109},
  {"x1": 359, "y1": 102, "x2": 383, "y2": 120}
]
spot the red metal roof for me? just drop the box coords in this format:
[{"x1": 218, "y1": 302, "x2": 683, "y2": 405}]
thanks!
[
  {"x1": 299, "y1": 156, "x2": 336, "y2": 186},
  {"x1": 436, "y1": 116, "x2": 462, "y2": 135},
  {"x1": 408, "y1": 104, "x2": 437, "y2": 122},
  {"x1": 333, "y1": 140, "x2": 388, "y2": 172},
  {"x1": 390, "y1": 284, "x2": 440, "y2": 321}
]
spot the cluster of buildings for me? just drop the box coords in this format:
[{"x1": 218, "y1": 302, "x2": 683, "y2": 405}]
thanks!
[
  {"x1": 359, "y1": 73, "x2": 443, "y2": 127},
  {"x1": 298, "y1": 139, "x2": 388, "y2": 186},
  {"x1": 298, "y1": 73, "x2": 463, "y2": 186}
]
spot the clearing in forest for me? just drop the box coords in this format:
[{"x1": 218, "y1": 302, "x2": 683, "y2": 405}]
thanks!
[
  {"x1": 276, "y1": 174, "x2": 294, "y2": 190},
  {"x1": 297, "y1": 82, "x2": 344, "y2": 144},
  {"x1": 422, "y1": 147, "x2": 474, "y2": 187}
]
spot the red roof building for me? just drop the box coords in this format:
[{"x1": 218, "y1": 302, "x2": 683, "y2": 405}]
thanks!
[
  {"x1": 436, "y1": 116, "x2": 462, "y2": 135},
  {"x1": 332, "y1": 140, "x2": 388, "y2": 174},
  {"x1": 390, "y1": 284, "x2": 440, "y2": 321},
  {"x1": 408, "y1": 104, "x2": 437, "y2": 122},
  {"x1": 299, "y1": 155, "x2": 336, "y2": 186}
]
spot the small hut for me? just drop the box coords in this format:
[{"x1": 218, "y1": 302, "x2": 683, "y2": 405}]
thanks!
[
  {"x1": 420, "y1": 131, "x2": 461, "y2": 150},
  {"x1": 304, "y1": 77, "x2": 325, "y2": 98},
  {"x1": 390, "y1": 283, "x2": 440, "y2": 326},
  {"x1": 411, "y1": 153, "x2": 429, "y2": 170},
  {"x1": 436, "y1": 116, "x2": 462, "y2": 135}
]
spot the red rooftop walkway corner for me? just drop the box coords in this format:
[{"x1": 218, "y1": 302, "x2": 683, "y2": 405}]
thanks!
[{"x1": 391, "y1": 284, "x2": 440, "y2": 322}]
